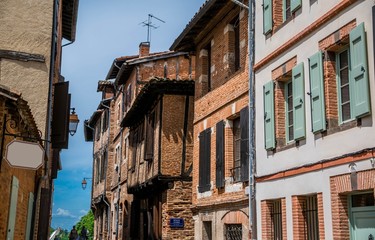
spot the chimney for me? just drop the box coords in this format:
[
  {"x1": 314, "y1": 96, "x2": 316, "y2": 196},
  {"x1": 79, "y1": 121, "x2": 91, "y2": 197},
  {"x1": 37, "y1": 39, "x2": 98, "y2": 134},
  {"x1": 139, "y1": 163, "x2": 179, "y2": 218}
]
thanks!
[{"x1": 139, "y1": 42, "x2": 150, "y2": 57}]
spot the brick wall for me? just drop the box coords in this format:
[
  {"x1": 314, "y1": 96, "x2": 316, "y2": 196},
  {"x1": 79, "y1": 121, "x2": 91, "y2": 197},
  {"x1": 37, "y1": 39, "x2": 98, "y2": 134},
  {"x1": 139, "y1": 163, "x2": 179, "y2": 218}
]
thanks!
[{"x1": 330, "y1": 169, "x2": 375, "y2": 239}]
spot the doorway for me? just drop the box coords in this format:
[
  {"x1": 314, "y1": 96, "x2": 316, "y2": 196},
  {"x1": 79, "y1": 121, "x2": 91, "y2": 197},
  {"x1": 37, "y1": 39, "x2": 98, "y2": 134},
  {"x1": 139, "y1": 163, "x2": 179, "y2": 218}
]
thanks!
[{"x1": 349, "y1": 192, "x2": 375, "y2": 240}]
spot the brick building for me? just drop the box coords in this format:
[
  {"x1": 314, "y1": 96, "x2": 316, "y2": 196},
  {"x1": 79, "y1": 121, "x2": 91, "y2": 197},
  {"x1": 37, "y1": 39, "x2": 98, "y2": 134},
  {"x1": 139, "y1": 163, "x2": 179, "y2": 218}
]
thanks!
[
  {"x1": 255, "y1": 0, "x2": 375, "y2": 239},
  {"x1": 0, "y1": 0, "x2": 79, "y2": 239},
  {"x1": 84, "y1": 80, "x2": 114, "y2": 240},
  {"x1": 171, "y1": 0, "x2": 250, "y2": 239},
  {"x1": 86, "y1": 42, "x2": 196, "y2": 240}
]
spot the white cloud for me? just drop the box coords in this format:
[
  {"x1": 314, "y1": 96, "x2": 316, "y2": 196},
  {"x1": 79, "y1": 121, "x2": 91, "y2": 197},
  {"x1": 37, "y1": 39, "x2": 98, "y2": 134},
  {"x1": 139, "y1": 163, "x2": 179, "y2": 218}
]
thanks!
[
  {"x1": 54, "y1": 208, "x2": 77, "y2": 218},
  {"x1": 79, "y1": 209, "x2": 88, "y2": 215}
]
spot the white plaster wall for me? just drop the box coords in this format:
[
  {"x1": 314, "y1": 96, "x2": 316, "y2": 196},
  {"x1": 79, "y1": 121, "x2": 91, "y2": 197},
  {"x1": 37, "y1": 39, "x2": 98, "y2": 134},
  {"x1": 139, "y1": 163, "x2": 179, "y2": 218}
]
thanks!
[
  {"x1": 0, "y1": 0, "x2": 53, "y2": 134},
  {"x1": 254, "y1": 0, "x2": 375, "y2": 176},
  {"x1": 256, "y1": 159, "x2": 372, "y2": 240}
]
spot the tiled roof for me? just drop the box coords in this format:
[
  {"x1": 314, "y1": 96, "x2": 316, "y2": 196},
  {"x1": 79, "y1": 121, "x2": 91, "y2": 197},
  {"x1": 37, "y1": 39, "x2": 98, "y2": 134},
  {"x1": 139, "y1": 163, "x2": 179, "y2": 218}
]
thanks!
[
  {"x1": 170, "y1": 0, "x2": 231, "y2": 51},
  {"x1": 0, "y1": 84, "x2": 40, "y2": 140},
  {"x1": 97, "y1": 80, "x2": 114, "y2": 92}
]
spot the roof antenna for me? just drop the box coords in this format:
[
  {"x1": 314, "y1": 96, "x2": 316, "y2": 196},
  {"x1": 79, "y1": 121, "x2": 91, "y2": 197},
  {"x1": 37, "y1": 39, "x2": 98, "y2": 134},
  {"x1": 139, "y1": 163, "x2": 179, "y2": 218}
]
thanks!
[{"x1": 140, "y1": 14, "x2": 165, "y2": 44}]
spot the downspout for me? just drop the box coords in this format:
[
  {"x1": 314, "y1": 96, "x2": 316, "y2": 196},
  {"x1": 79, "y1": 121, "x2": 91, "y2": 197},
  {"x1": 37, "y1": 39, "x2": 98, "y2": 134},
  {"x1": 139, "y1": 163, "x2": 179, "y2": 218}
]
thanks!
[
  {"x1": 248, "y1": 0, "x2": 257, "y2": 239},
  {"x1": 231, "y1": 0, "x2": 256, "y2": 238},
  {"x1": 34, "y1": 0, "x2": 58, "y2": 238}
]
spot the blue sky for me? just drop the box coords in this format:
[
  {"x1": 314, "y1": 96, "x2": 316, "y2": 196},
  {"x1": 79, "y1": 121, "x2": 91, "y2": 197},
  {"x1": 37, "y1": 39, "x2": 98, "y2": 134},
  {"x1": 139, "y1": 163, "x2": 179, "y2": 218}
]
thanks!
[{"x1": 51, "y1": 0, "x2": 206, "y2": 230}]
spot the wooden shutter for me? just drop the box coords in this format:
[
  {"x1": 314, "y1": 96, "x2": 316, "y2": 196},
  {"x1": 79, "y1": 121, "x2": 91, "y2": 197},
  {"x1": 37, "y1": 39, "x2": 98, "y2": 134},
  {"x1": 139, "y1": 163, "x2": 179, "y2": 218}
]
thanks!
[
  {"x1": 7, "y1": 176, "x2": 19, "y2": 240},
  {"x1": 309, "y1": 51, "x2": 326, "y2": 133},
  {"x1": 263, "y1": 0, "x2": 272, "y2": 34},
  {"x1": 292, "y1": 63, "x2": 306, "y2": 140},
  {"x1": 144, "y1": 112, "x2": 155, "y2": 161},
  {"x1": 291, "y1": 0, "x2": 302, "y2": 13},
  {"x1": 25, "y1": 192, "x2": 34, "y2": 240},
  {"x1": 216, "y1": 121, "x2": 225, "y2": 188},
  {"x1": 350, "y1": 22, "x2": 370, "y2": 118},
  {"x1": 264, "y1": 81, "x2": 275, "y2": 150},
  {"x1": 198, "y1": 129, "x2": 211, "y2": 192},
  {"x1": 240, "y1": 106, "x2": 249, "y2": 182},
  {"x1": 51, "y1": 82, "x2": 70, "y2": 149}
]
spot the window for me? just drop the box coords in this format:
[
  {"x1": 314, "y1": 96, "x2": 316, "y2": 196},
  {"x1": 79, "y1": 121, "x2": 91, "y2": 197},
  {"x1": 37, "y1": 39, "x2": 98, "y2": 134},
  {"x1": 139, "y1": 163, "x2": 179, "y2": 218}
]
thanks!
[
  {"x1": 216, "y1": 121, "x2": 225, "y2": 188},
  {"x1": 198, "y1": 128, "x2": 211, "y2": 193},
  {"x1": 123, "y1": 135, "x2": 129, "y2": 163},
  {"x1": 102, "y1": 110, "x2": 108, "y2": 132},
  {"x1": 283, "y1": 0, "x2": 291, "y2": 22},
  {"x1": 206, "y1": 43, "x2": 212, "y2": 92},
  {"x1": 225, "y1": 224, "x2": 242, "y2": 240},
  {"x1": 285, "y1": 81, "x2": 294, "y2": 142},
  {"x1": 337, "y1": 48, "x2": 351, "y2": 123},
  {"x1": 95, "y1": 118, "x2": 101, "y2": 141},
  {"x1": 117, "y1": 103, "x2": 121, "y2": 124},
  {"x1": 230, "y1": 15, "x2": 240, "y2": 72},
  {"x1": 304, "y1": 196, "x2": 319, "y2": 240},
  {"x1": 100, "y1": 151, "x2": 107, "y2": 181},
  {"x1": 313, "y1": 22, "x2": 370, "y2": 132},
  {"x1": 264, "y1": 62, "x2": 305, "y2": 150},
  {"x1": 292, "y1": 195, "x2": 321, "y2": 240},
  {"x1": 232, "y1": 118, "x2": 241, "y2": 182},
  {"x1": 271, "y1": 200, "x2": 283, "y2": 239},
  {"x1": 263, "y1": 0, "x2": 302, "y2": 34},
  {"x1": 262, "y1": 198, "x2": 286, "y2": 239},
  {"x1": 202, "y1": 221, "x2": 212, "y2": 240},
  {"x1": 144, "y1": 112, "x2": 155, "y2": 161}
]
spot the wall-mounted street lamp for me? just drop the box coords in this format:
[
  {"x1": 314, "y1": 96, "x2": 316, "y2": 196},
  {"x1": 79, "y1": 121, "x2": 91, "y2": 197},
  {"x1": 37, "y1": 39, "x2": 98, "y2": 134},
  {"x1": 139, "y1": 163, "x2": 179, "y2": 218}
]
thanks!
[
  {"x1": 81, "y1": 177, "x2": 92, "y2": 190},
  {"x1": 69, "y1": 108, "x2": 80, "y2": 136}
]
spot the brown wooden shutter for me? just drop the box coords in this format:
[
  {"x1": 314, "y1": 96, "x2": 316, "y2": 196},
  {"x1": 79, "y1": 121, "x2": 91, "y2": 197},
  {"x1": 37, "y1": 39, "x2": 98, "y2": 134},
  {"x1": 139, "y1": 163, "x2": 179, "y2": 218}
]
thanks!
[
  {"x1": 240, "y1": 106, "x2": 249, "y2": 182},
  {"x1": 144, "y1": 112, "x2": 155, "y2": 161},
  {"x1": 216, "y1": 121, "x2": 225, "y2": 188},
  {"x1": 198, "y1": 129, "x2": 211, "y2": 192},
  {"x1": 51, "y1": 81, "x2": 70, "y2": 149}
]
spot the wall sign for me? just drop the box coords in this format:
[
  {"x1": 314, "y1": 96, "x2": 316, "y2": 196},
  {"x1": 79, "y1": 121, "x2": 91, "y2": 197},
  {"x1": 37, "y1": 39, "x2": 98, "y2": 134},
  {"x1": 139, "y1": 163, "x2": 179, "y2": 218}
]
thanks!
[{"x1": 169, "y1": 218, "x2": 184, "y2": 228}]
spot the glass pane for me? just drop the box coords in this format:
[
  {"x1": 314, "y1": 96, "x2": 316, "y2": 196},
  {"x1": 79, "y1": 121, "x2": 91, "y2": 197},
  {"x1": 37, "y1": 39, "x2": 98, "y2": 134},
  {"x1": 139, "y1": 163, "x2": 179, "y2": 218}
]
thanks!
[
  {"x1": 288, "y1": 126, "x2": 294, "y2": 140},
  {"x1": 339, "y1": 50, "x2": 348, "y2": 68},
  {"x1": 288, "y1": 111, "x2": 294, "y2": 125},
  {"x1": 342, "y1": 103, "x2": 351, "y2": 122},
  {"x1": 352, "y1": 193, "x2": 375, "y2": 207},
  {"x1": 288, "y1": 96, "x2": 293, "y2": 110},
  {"x1": 341, "y1": 85, "x2": 350, "y2": 103},
  {"x1": 340, "y1": 68, "x2": 349, "y2": 86}
]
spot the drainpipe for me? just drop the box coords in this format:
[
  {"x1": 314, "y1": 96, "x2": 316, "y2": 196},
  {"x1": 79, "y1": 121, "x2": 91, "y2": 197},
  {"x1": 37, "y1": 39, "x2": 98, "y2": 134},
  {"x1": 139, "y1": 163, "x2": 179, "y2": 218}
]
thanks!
[{"x1": 230, "y1": 0, "x2": 256, "y2": 238}]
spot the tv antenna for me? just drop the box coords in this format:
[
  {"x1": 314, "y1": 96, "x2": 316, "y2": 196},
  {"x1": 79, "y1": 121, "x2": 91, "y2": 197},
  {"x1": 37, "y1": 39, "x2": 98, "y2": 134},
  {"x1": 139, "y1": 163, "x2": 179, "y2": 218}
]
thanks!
[{"x1": 140, "y1": 14, "x2": 165, "y2": 43}]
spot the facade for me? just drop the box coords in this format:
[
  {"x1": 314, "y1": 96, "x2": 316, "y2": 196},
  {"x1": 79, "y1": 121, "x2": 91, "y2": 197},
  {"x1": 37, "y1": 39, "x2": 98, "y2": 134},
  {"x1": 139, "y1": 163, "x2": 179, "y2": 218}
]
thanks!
[
  {"x1": 171, "y1": 0, "x2": 250, "y2": 239},
  {"x1": 84, "y1": 81, "x2": 114, "y2": 240},
  {"x1": 86, "y1": 42, "x2": 196, "y2": 240},
  {"x1": 0, "y1": 0, "x2": 79, "y2": 239},
  {"x1": 255, "y1": 0, "x2": 375, "y2": 239}
]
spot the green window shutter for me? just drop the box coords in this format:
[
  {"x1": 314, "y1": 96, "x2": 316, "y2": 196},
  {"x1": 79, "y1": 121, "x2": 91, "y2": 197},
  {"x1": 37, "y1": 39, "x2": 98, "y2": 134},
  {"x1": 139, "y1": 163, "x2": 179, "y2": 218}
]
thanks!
[
  {"x1": 291, "y1": 0, "x2": 302, "y2": 13},
  {"x1": 264, "y1": 81, "x2": 275, "y2": 150},
  {"x1": 350, "y1": 22, "x2": 370, "y2": 118},
  {"x1": 25, "y1": 192, "x2": 34, "y2": 240},
  {"x1": 263, "y1": 0, "x2": 272, "y2": 34},
  {"x1": 7, "y1": 176, "x2": 19, "y2": 240},
  {"x1": 293, "y1": 63, "x2": 306, "y2": 140},
  {"x1": 309, "y1": 51, "x2": 326, "y2": 133}
]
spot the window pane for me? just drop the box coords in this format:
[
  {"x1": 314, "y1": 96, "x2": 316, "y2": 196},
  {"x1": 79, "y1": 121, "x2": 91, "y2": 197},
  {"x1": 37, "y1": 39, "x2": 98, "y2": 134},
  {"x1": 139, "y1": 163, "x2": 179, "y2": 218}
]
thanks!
[
  {"x1": 340, "y1": 68, "x2": 349, "y2": 86},
  {"x1": 352, "y1": 193, "x2": 375, "y2": 207},
  {"x1": 339, "y1": 50, "x2": 348, "y2": 68},
  {"x1": 341, "y1": 85, "x2": 350, "y2": 103},
  {"x1": 342, "y1": 103, "x2": 351, "y2": 122}
]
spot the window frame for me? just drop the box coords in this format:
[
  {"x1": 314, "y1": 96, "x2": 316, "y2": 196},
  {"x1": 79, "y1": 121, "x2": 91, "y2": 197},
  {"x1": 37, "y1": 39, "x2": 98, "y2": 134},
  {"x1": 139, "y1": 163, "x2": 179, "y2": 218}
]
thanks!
[
  {"x1": 285, "y1": 80, "x2": 294, "y2": 143},
  {"x1": 336, "y1": 47, "x2": 353, "y2": 124},
  {"x1": 232, "y1": 117, "x2": 241, "y2": 182}
]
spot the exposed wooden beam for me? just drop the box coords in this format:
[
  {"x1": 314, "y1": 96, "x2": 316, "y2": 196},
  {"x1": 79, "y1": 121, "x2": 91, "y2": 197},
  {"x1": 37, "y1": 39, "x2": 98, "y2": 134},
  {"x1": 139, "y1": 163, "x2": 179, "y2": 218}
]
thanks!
[{"x1": 0, "y1": 49, "x2": 45, "y2": 63}]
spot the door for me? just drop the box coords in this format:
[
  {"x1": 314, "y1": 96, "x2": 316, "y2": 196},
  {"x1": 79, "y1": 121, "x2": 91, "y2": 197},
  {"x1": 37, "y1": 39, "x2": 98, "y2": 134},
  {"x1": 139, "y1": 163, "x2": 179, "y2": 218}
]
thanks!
[
  {"x1": 7, "y1": 176, "x2": 19, "y2": 240},
  {"x1": 351, "y1": 210, "x2": 375, "y2": 240},
  {"x1": 350, "y1": 192, "x2": 375, "y2": 240}
]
